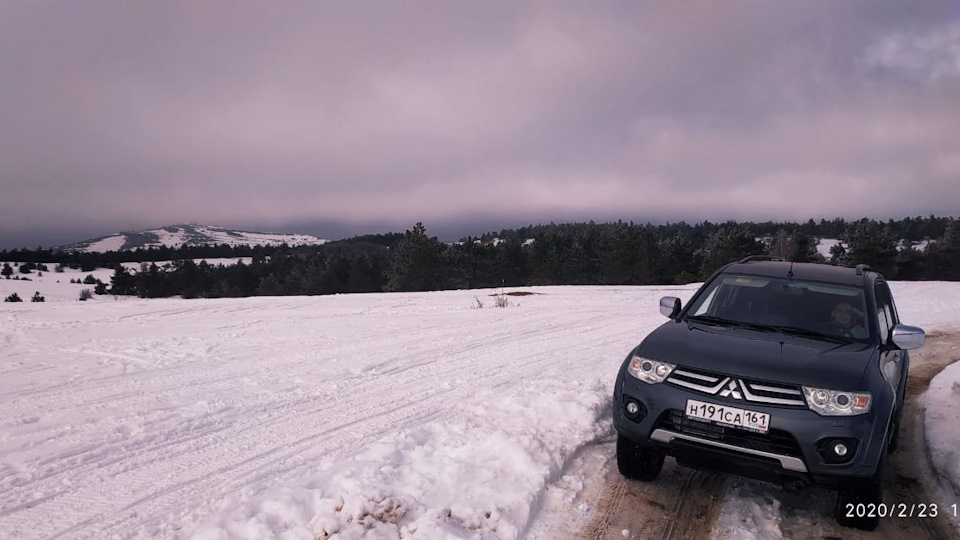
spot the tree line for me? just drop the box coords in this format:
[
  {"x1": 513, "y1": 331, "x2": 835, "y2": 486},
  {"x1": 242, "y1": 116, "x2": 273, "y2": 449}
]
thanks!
[{"x1": 1, "y1": 216, "x2": 958, "y2": 299}]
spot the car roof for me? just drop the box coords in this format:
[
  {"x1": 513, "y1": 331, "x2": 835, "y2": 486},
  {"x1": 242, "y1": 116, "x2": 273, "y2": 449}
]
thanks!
[{"x1": 721, "y1": 260, "x2": 872, "y2": 287}]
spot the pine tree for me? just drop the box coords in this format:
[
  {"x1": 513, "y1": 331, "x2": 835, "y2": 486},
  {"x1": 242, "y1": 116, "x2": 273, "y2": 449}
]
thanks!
[
  {"x1": 257, "y1": 273, "x2": 286, "y2": 296},
  {"x1": 790, "y1": 231, "x2": 822, "y2": 263},
  {"x1": 923, "y1": 219, "x2": 960, "y2": 280},
  {"x1": 599, "y1": 221, "x2": 657, "y2": 285},
  {"x1": 699, "y1": 225, "x2": 766, "y2": 278},
  {"x1": 527, "y1": 224, "x2": 574, "y2": 285},
  {"x1": 109, "y1": 265, "x2": 136, "y2": 295},
  {"x1": 385, "y1": 223, "x2": 444, "y2": 292},
  {"x1": 839, "y1": 219, "x2": 899, "y2": 277},
  {"x1": 767, "y1": 229, "x2": 821, "y2": 262},
  {"x1": 444, "y1": 237, "x2": 502, "y2": 290},
  {"x1": 657, "y1": 230, "x2": 700, "y2": 284}
]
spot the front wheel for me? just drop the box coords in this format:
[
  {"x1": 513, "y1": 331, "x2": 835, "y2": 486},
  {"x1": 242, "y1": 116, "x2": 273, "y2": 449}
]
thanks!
[
  {"x1": 616, "y1": 434, "x2": 664, "y2": 481},
  {"x1": 887, "y1": 406, "x2": 902, "y2": 454},
  {"x1": 834, "y1": 453, "x2": 885, "y2": 531}
]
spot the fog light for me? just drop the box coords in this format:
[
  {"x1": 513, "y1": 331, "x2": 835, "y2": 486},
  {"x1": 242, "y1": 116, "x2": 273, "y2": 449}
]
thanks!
[
  {"x1": 817, "y1": 437, "x2": 858, "y2": 464},
  {"x1": 833, "y1": 442, "x2": 848, "y2": 457},
  {"x1": 623, "y1": 399, "x2": 646, "y2": 421}
]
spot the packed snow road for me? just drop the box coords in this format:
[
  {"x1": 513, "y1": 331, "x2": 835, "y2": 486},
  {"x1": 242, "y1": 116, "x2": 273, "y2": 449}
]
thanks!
[{"x1": 1, "y1": 283, "x2": 959, "y2": 539}]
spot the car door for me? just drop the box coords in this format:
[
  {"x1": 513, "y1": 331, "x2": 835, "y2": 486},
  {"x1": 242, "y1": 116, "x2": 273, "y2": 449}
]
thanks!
[{"x1": 875, "y1": 282, "x2": 905, "y2": 395}]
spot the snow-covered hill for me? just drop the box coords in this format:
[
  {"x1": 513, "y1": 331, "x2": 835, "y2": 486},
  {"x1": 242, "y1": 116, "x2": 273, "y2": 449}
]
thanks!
[{"x1": 58, "y1": 224, "x2": 327, "y2": 252}]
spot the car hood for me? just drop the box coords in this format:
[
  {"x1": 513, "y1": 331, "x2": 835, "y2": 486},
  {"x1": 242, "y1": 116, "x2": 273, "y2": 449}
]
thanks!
[{"x1": 637, "y1": 320, "x2": 876, "y2": 389}]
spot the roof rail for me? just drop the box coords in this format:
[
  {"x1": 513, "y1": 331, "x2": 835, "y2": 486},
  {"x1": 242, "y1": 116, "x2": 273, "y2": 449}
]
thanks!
[
  {"x1": 855, "y1": 264, "x2": 872, "y2": 276},
  {"x1": 737, "y1": 255, "x2": 785, "y2": 263}
]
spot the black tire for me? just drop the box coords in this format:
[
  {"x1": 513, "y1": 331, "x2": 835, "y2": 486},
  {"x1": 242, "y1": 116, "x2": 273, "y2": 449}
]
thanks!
[
  {"x1": 887, "y1": 406, "x2": 902, "y2": 455},
  {"x1": 834, "y1": 453, "x2": 885, "y2": 531},
  {"x1": 616, "y1": 434, "x2": 664, "y2": 481}
]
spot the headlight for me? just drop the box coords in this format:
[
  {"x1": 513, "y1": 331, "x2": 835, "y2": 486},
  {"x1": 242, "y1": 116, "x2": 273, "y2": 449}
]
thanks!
[
  {"x1": 627, "y1": 356, "x2": 675, "y2": 384},
  {"x1": 802, "y1": 386, "x2": 871, "y2": 416}
]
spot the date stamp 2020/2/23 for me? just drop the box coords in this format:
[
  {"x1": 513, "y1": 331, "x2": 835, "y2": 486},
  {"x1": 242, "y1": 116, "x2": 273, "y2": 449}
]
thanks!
[{"x1": 842, "y1": 502, "x2": 958, "y2": 519}]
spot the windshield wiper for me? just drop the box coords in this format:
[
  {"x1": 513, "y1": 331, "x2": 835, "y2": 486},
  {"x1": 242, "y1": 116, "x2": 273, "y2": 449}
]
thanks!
[
  {"x1": 687, "y1": 317, "x2": 850, "y2": 342},
  {"x1": 685, "y1": 315, "x2": 777, "y2": 332},
  {"x1": 765, "y1": 325, "x2": 853, "y2": 344},
  {"x1": 686, "y1": 315, "x2": 737, "y2": 326}
]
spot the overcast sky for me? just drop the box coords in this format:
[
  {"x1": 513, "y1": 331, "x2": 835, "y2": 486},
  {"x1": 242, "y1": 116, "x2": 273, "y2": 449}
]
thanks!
[{"x1": 2, "y1": 1, "x2": 960, "y2": 248}]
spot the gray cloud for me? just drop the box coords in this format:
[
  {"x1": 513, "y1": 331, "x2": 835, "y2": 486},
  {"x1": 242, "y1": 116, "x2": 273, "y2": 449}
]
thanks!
[
  {"x1": 865, "y1": 21, "x2": 960, "y2": 84},
  {"x1": 2, "y1": 1, "x2": 959, "y2": 247}
]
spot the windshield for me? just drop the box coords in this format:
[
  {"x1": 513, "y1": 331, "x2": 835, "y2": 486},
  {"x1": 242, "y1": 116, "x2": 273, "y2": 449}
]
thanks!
[{"x1": 684, "y1": 274, "x2": 872, "y2": 342}]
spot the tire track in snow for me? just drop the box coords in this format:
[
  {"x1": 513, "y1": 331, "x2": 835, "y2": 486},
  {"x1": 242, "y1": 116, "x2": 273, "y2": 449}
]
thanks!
[
  {"x1": 1, "y1": 292, "x2": 648, "y2": 538},
  {"x1": 573, "y1": 452, "x2": 729, "y2": 540}
]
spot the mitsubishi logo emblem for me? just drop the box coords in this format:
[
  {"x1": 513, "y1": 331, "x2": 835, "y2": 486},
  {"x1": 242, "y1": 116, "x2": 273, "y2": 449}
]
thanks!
[{"x1": 719, "y1": 379, "x2": 743, "y2": 399}]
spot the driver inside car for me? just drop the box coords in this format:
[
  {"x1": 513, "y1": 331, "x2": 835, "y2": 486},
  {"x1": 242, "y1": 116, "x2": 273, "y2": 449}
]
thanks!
[{"x1": 829, "y1": 301, "x2": 867, "y2": 338}]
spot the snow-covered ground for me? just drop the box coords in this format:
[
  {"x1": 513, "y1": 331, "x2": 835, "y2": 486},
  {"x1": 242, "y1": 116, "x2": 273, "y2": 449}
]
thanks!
[
  {"x1": 816, "y1": 237, "x2": 932, "y2": 261},
  {"x1": 815, "y1": 238, "x2": 842, "y2": 261},
  {"x1": 2, "y1": 272, "x2": 960, "y2": 539},
  {"x1": 0, "y1": 259, "x2": 252, "y2": 303}
]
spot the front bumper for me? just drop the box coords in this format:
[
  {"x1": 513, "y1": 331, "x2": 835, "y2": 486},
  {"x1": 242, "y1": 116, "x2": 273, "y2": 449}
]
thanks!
[{"x1": 613, "y1": 372, "x2": 890, "y2": 487}]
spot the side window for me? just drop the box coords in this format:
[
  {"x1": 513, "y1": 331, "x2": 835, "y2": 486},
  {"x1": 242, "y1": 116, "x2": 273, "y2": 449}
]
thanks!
[
  {"x1": 874, "y1": 284, "x2": 894, "y2": 345},
  {"x1": 886, "y1": 286, "x2": 902, "y2": 326},
  {"x1": 692, "y1": 287, "x2": 718, "y2": 316}
]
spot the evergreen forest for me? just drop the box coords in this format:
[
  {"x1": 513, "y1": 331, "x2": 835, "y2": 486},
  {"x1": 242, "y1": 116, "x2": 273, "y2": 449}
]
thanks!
[{"x1": 1, "y1": 216, "x2": 959, "y2": 299}]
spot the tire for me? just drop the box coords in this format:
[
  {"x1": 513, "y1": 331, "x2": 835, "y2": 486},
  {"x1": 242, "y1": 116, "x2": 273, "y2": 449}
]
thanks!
[
  {"x1": 616, "y1": 434, "x2": 664, "y2": 481},
  {"x1": 887, "y1": 406, "x2": 902, "y2": 455},
  {"x1": 834, "y1": 452, "x2": 885, "y2": 531}
]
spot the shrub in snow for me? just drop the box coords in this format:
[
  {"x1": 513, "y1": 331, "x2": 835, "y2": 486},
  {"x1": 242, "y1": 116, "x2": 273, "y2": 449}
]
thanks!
[
  {"x1": 31, "y1": 291, "x2": 44, "y2": 302},
  {"x1": 79, "y1": 289, "x2": 93, "y2": 301},
  {"x1": 4, "y1": 292, "x2": 22, "y2": 302},
  {"x1": 83, "y1": 274, "x2": 98, "y2": 285}
]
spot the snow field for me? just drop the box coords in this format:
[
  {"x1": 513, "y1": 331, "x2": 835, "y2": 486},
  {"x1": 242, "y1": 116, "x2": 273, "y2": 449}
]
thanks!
[{"x1": 1, "y1": 280, "x2": 959, "y2": 539}]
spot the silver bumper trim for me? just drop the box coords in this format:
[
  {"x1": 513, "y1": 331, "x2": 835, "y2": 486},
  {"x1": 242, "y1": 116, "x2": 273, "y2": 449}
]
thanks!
[{"x1": 649, "y1": 428, "x2": 808, "y2": 473}]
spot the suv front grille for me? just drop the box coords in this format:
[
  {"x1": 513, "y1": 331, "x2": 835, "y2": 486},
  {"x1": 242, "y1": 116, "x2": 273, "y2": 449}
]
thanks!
[
  {"x1": 656, "y1": 409, "x2": 804, "y2": 457},
  {"x1": 667, "y1": 366, "x2": 806, "y2": 407}
]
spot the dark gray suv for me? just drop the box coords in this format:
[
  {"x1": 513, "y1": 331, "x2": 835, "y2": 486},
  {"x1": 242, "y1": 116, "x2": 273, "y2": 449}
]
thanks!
[{"x1": 612, "y1": 257, "x2": 925, "y2": 530}]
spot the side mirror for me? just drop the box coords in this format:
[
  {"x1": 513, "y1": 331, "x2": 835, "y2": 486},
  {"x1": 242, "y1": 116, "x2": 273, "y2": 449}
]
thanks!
[
  {"x1": 891, "y1": 324, "x2": 925, "y2": 350},
  {"x1": 659, "y1": 296, "x2": 681, "y2": 319}
]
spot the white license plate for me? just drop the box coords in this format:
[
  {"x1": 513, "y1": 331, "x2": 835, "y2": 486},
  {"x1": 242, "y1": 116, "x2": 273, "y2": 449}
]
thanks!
[{"x1": 685, "y1": 399, "x2": 770, "y2": 433}]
